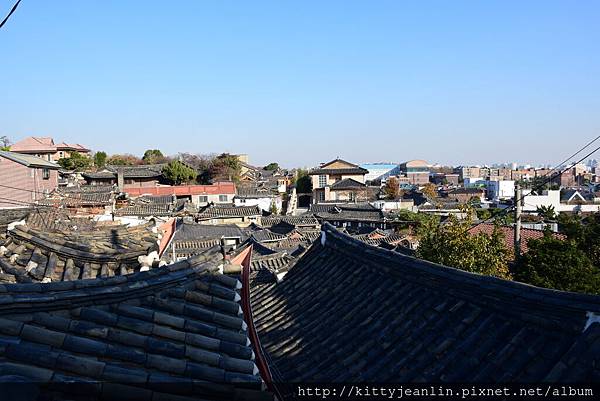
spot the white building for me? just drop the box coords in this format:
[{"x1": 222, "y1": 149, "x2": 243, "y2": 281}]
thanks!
[
  {"x1": 521, "y1": 190, "x2": 600, "y2": 213},
  {"x1": 486, "y1": 180, "x2": 515, "y2": 202},
  {"x1": 360, "y1": 163, "x2": 401, "y2": 183}
]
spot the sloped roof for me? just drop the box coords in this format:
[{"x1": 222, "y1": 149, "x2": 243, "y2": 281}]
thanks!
[
  {"x1": 55, "y1": 142, "x2": 90, "y2": 152},
  {"x1": 260, "y1": 215, "x2": 320, "y2": 228},
  {"x1": 312, "y1": 203, "x2": 384, "y2": 222},
  {"x1": 9, "y1": 136, "x2": 56, "y2": 152},
  {"x1": 83, "y1": 165, "x2": 165, "y2": 180},
  {"x1": 0, "y1": 151, "x2": 60, "y2": 169},
  {"x1": 249, "y1": 223, "x2": 600, "y2": 386},
  {"x1": 197, "y1": 205, "x2": 262, "y2": 220},
  {"x1": 468, "y1": 223, "x2": 566, "y2": 258},
  {"x1": 0, "y1": 222, "x2": 159, "y2": 283},
  {"x1": 0, "y1": 252, "x2": 269, "y2": 400},
  {"x1": 330, "y1": 178, "x2": 366, "y2": 190}
]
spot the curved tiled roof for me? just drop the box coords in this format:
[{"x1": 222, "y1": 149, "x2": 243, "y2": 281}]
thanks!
[
  {"x1": 330, "y1": 178, "x2": 366, "y2": 190},
  {"x1": 198, "y1": 205, "x2": 262, "y2": 219},
  {"x1": 0, "y1": 252, "x2": 270, "y2": 400},
  {"x1": 0, "y1": 223, "x2": 159, "y2": 283},
  {"x1": 250, "y1": 223, "x2": 600, "y2": 386},
  {"x1": 259, "y1": 215, "x2": 319, "y2": 228}
]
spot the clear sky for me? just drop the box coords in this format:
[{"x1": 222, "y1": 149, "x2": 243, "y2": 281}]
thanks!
[{"x1": 1, "y1": 1, "x2": 599, "y2": 168}]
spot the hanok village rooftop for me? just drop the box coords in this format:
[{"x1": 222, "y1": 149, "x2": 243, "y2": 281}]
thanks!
[{"x1": 0, "y1": 150, "x2": 599, "y2": 400}]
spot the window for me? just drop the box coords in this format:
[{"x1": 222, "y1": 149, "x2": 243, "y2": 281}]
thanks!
[
  {"x1": 318, "y1": 190, "x2": 325, "y2": 202},
  {"x1": 59, "y1": 151, "x2": 64, "y2": 158},
  {"x1": 318, "y1": 175, "x2": 327, "y2": 187},
  {"x1": 197, "y1": 195, "x2": 208, "y2": 203},
  {"x1": 42, "y1": 168, "x2": 50, "y2": 180},
  {"x1": 219, "y1": 195, "x2": 228, "y2": 202}
]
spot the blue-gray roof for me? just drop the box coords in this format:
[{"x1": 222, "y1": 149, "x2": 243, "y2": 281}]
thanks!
[{"x1": 0, "y1": 151, "x2": 60, "y2": 169}]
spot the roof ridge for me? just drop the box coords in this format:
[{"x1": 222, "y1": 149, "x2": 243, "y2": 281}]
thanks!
[{"x1": 320, "y1": 222, "x2": 600, "y2": 319}]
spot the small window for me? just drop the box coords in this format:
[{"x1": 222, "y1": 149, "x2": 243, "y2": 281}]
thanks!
[
  {"x1": 219, "y1": 195, "x2": 228, "y2": 202},
  {"x1": 197, "y1": 195, "x2": 208, "y2": 203},
  {"x1": 59, "y1": 151, "x2": 64, "y2": 158},
  {"x1": 318, "y1": 175, "x2": 327, "y2": 187},
  {"x1": 42, "y1": 168, "x2": 50, "y2": 180}
]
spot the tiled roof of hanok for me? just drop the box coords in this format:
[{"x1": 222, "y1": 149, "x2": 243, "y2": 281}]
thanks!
[
  {"x1": 312, "y1": 203, "x2": 384, "y2": 222},
  {"x1": 0, "y1": 208, "x2": 31, "y2": 231},
  {"x1": 309, "y1": 167, "x2": 368, "y2": 175},
  {"x1": 175, "y1": 222, "x2": 246, "y2": 241},
  {"x1": 250, "y1": 251, "x2": 293, "y2": 272},
  {"x1": 309, "y1": 159, "x2": 368, "y2": 176},
  {"x1": 60, "y1": 185, "x2": 115, "y2": 194},
  {"x1": 114, "y1": 204, "x2": 174, "y2": 217},
  {"x1": 249, "y1": 222, "x2": 600, "y2": 385},
  {"x1": 250, "y1": 230, "x2": 288, "y2": 243},
  {"x1": 83, "y1": 164, "x2": 165, "y2": 180},
  {"x1": 259, "y1": 215, "x2": 320, "y2": 228},
  {"x1": 468, "y1": 223, "x2": 566, "y2": 258},
  {"x1": 0, "y1": 252, "x2": 270, "y2": 400},
  {"x1": 40, "y1": 188, "x2": 114, "y2": 208},
  {"x1": 114, "y1": 195, "x2": 178, "y2": 217},
  {"x1": 330, "y1": 178, "x2": 366, "y2": 190},
  {"x1": 352, "y1": 232, "x2": 406, "y2": 247},
  {"x1": 0, "y1": 223, "x2": 159, "y2": 284},
  {"x1": 197, "y1": 205, "x2": 262, "y2": 220},
  {"x1": 235, "y1": 187, "x2": 278, "y2": 199},
  {"x1": 170, "y1": 223, "x2": 247, "y2": 261}
]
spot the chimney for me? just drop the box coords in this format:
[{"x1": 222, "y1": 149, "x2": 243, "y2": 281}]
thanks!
[{"x1": 117, "y1": 168, "x2": 124, "y2": 192}]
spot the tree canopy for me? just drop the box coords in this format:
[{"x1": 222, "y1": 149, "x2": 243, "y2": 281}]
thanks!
[
  {"x1": 294, "y1": 169, "x2": 312, "y2": 193},
  {"x1": 515, "y1": 231, "x2": 600, "y2": 295},
  {"x1": 383, "y1": 177, "x2": 400, "y2": 200},
  {"x1": 107, "y1": 154, "x2": 142, "y2": 166},
  {"x1": 263, "y1": 162, "x2": 280, "y2": 171},
  {"x1": 208, "y1": 153, "x2": 241, "y2": 182},
  {"x1": 93, "y1": 151, "x2": 107, "y2": 168},
  {"x1": 421, "y1": 183, "x2": 437, "y2": 199},
  {"x1": 142, "y1": 149, "x2": 168, "y2": 164},
  {"x1": 162, "y1": 160, "x2": 198, "y2": 185},
  {"x1": 416, "y1": 211, "x2": 511, "y2": 279},
  {"x1": 57, "y1": 152, "x2": 92, "y2": 171}
]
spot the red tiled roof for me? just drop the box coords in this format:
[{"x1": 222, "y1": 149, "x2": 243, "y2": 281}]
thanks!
[
  {"x1": 125, "y1": 182, "x2": 236, "y2": 197},
  {"x1": 468, "y1": 223, "x2": 566, "y2": 258},
  {"x1": 10, "y1": 136, "x2": 56, "y2": 152}
]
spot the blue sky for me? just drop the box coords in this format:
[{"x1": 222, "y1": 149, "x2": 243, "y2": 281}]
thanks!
[{"x1": 1, "y1": 1, "x2": 599, "y2": 167}]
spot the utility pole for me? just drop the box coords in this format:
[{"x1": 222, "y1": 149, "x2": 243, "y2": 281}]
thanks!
[{"x1": 514, "y1": 184, "x2": 522, "y2": 259}]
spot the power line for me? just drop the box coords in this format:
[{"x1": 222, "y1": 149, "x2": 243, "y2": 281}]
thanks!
[
  {"x1": 0, "y1": 0, "x2": 22, "y2": 30},
  {"x1": 468, "y1": 139, "x2": 600, "y2": 232}
]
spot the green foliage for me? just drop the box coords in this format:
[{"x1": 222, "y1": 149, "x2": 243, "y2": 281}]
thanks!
[
  {"x1": 515, "y1": 232, "x2": 600, "y2": 294},
  {"x1": 0, "y1": 135, "x2": 10, "y2": 150},
  {"x1": 93, "y1": 151, "x2": 107, "y2": 168},
  {"x1": 476, "y1": 208, "x2": 491, "y2": 220},
  {"x1": 142, "y1": 149, "x2": 167, "y2": 164},
  {"x1": 416, "y1": 213, "x2": 511, "y2": 279},
  {"x1": 294, "y1": 169, "x2": 312, "y2": 193},
  {"x1": 536, "y1": 205, "x2": 556, "y2": 220},
  {"x1": 269, "y1": 201, "x2": 279, "y2": 215},
  {"x1": 263, "y1": 162, "x2": 280, "y2": 171},
  {"x1": 383, "y1": 177, "x2": 400, "y2": 200},
  {"x1": 209, "y1": 153, "x2": 241, "y2": 182},
  {"x1": 162, "y1": 160, "x2": 198, "y2": 185},
  {"x1": 57, "y1": 152, "x2": 92, "y2": 171}
]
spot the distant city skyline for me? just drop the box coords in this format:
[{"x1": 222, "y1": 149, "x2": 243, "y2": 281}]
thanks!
[{"x1": 1, "y1": 1, "x2": 599, "y2": 167}]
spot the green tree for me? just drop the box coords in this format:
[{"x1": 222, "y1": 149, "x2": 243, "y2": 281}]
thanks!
[
  {"x1": 0, "y1": 135, "x2": 10, "y2": 151},
  {"x1": 162, "y1": 160, "x2": 198, "y2": 185},
  {"x1": 142, "y1": 149, "x2": 167, "y2": 164},
  {"x1": 57, "y1": 152, "x2": 92, "y2": 171},
  {"x1": 94, "y1": 151, "x2": 107, "y2": 168},
  {"x1": 263, "y1": 162, "x2": 280, "y2": 171},
  {"x1": 515, "y1": 232, "x2": 600, "y2": 294},
  {"x1": 294, "y1": 169, "x2": 312, "y2": 193},
  {"x1": 209, "y1": 153, "x2": 241, "y2": 182},
  {"x1": 269, "y1": 201, "x2": 279, "y2": 215},
  {"x1": 383, "y1": 177, "x2": 400, "y2": 200},
  {"x1": 416, "y1": 211, "x2": 511, "y2": 279},
  {"x1": 536, "y1": 205, "x2": 556, "y2": 220}
]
